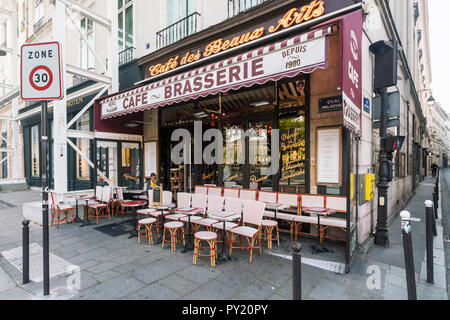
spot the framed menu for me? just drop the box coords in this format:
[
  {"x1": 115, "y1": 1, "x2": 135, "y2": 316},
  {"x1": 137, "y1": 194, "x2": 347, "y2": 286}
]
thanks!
[{"x1": 316, "y1": 127, "x2": 342, "y2": 186}]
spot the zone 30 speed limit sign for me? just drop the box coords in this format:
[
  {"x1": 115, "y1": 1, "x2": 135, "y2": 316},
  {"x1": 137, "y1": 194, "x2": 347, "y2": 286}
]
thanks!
[{"x1": 20, "y1": 42, "x2": 64, "y2": 101}]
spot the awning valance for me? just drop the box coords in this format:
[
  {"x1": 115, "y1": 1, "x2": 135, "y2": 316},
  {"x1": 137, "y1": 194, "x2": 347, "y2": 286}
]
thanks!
[{"x1": 100, "y1": 26, "x2": 332, "y2": 120}]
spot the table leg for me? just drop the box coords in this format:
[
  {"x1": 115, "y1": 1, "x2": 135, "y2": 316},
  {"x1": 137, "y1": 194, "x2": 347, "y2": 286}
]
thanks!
[
  {"x1": 128, "y1": 207, "x2": 139, "y2": 238},
  {"x1": 217, "y1": 221, "x2": 233, "y2": 264},
  {"x1": 80, "y1": 200, "x2": 92, "y2": 228},
  {"x1": 312, "y1": 215, "x2": 333, "y2": 254},
  {"x1": 182, "y1": 215, "x2": 194, "y2": 253},
  {"x1": 74, "y1": 199, "x2": 82, "y2": 223},
  {"x1": 154, "y1": 210, "x2": 165, "y2": 245}
]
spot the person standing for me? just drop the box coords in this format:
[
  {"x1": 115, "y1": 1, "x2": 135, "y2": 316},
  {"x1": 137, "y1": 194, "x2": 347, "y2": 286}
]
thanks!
[
  {"x1": 146, "y1": 173, "x2": 161, "y2": 190},
  {"x1": 431, "y1": 163, "x2": 439, "y2": 177}
]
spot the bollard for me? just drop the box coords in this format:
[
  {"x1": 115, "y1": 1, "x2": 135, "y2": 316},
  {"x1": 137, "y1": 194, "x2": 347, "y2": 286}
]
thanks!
[
  {"x1": 400, "y1": 211, "x2": 417, "y2": 300},
  {"x1": 22, "y1": 220, "x2": 30, "y2": 285},
  {"x1": 292, "y1": 243, "x2": 302, "y2": 300},
  {"x1": 433, "y1": 192, "x2": 439, "y2": 219},
  {"x1": 425, "y1": 201, "x2": 434, "y2": 284}
]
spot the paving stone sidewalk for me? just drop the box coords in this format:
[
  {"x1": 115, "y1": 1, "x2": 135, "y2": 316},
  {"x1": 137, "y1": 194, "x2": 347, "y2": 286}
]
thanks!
[{"x1": 0, "y1": 181, "x2": 448, "y2": 300}]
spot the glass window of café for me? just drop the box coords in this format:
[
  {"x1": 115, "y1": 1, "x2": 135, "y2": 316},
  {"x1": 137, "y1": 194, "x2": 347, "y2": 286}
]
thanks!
[
  {"x1": 96, "y1": 140, "x2": 143, "y2": 190},
  {"x1": 159, "y1": 76, "x2": 309, "y2": 193}
]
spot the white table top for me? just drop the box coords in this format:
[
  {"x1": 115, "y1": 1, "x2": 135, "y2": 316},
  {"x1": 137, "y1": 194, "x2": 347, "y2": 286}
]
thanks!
[
  {"x1": 265, "y1": 203, "x2": 290, "y2": 211},
  {"x1": 208, "y1": 211, "x2": 241, "y2": 222},
  {"x1": 174, "y1": 207, "x2": 203, "y2": 215},
  {"x1": 150, "y1": 204, "x2": 176, "y2": 210},
  {"x1": 303, "y1": 207, "x2": 335, "y2": 216}
]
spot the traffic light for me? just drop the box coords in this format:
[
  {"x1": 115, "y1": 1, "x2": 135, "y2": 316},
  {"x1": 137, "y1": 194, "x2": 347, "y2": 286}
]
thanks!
[{"x1": 385, "y1": 136, "x2": 405, "y2": 153}]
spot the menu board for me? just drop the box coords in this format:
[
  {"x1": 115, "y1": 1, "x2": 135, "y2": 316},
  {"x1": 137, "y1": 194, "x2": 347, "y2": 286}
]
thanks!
[
  {"x1": 152, "y1": 186, "x2": 162, "y2": 205},
  {"x1": 317, "y1": 127, "x2": 341, "y2": 185}
]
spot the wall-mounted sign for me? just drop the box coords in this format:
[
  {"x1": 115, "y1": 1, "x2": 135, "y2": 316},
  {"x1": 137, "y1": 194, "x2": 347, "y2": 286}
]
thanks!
[
  {"x1": 144, "y1": 0, "x2": 357, "y2": 79},
  {"x1": 101, "y1": 28, "x2": 330, "y2": 119},
  {"x1": 341, "y1": 10, "x2": 363, "y2": 136},
  {"x1": 319, "y1": 96, "x2": 343, "y2": 113},
  {"x1": 317, "y1": 127, "x2": 342, "y2": 185},
  {"x1": 363, "y1": 97, "x2": 370, "y2": 114}
]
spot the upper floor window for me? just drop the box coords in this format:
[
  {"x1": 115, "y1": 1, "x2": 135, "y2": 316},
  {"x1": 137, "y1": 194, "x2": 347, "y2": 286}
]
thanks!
[
  {"x1": 80, "y1": 18, "x2": 94, "y2": 70},
  {"x1": 168, "y1": 0, "x2": 195, "y2": 25},
  {"x1": 34, "y1": 0, "x2": 44, "y2": 29},
  {"x1": 118, "y1": 0, "x2": 133, "y2": 51},
  {"x1": 228, "y1": 0, "x2": 272, "y2": 18},
  {"x1": 157, "y1": 0, "x2": 198, "y2": 49}
]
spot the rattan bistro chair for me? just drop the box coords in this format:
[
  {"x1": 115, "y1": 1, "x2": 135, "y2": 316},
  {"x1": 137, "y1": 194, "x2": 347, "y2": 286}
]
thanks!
[
  {"x1": 229, "y1": 200, "x2": 266, "y2": 264},
  {"x1": 192, "y1": 195, "x2": 223, "y2": 231},
  {"x1": 50, "y1": 192, "x2": 75, "y2": 229},
  {"x1": 88, "y1": 186, "x2": 112, "y2": 225}
]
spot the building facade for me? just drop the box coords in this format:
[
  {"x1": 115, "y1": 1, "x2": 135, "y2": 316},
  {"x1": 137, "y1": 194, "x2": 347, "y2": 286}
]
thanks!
[{"x1": 0, "y1": 0, "x2": 441, "y2": 265}]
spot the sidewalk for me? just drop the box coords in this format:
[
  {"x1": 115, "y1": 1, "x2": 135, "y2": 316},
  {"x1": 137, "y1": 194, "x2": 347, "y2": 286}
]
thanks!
[{"x1": 0, "y1": 179, "x2": 448, "y2": 300}]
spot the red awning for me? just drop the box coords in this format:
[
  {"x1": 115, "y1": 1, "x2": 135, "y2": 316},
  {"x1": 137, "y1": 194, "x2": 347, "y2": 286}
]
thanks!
[{"x1": 100, "y1": 26, "x2": 332, "y2": 120}]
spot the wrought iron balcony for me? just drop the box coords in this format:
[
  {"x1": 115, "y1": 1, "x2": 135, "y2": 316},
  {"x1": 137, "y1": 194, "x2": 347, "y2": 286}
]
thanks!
[
  {"x1": 156, "y1": 12, "x2": 201, "y2": 50},
  {"x1": 228, "y1": 0, "x2": 273, "y2": 18},
  {"x1": 33, "y1": 17, "x2": 45, "y2": 34},
  {"x1": 119, "y1": 46, "x2": 136, "y2": 65}
]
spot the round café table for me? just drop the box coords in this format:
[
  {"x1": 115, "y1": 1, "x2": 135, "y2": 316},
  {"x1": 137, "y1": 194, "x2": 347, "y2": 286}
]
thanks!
[
  {"x1": 121, "y1": 200, "x2": 147, "y2": 238},
  {"x1": 208, "y1": 211, "x2": 241, "y2": 264},
  {"x1": 303, "y1": 207, "x2": 336, "y2": 254}
]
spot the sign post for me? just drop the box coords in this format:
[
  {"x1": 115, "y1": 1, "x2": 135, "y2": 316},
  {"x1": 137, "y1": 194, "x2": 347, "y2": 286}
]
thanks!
[{"x1": 20, "y1": 41, "x2": 63, "y2": 296}]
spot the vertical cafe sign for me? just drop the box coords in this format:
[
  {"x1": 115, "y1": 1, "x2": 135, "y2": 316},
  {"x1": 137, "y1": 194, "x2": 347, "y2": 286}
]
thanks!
[{"x1": 341, "y1": 10, "x2": 363, "y2": 136}]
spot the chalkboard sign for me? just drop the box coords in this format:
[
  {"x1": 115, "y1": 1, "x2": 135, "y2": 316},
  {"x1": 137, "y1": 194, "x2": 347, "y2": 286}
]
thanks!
[{"x1": 152, "y1": 186, "x2": 162, "y2": 206}]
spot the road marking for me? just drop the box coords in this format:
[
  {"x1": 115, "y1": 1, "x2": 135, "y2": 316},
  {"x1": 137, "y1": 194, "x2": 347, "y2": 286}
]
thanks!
[{"x1": 267, "y1": 252, "x2": 346, "y2": 274}]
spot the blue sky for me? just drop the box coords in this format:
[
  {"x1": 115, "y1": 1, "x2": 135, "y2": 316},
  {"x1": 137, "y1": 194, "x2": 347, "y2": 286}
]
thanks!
[{"x1": 429, "y1": 0, "x2": 450, "y2": 113}]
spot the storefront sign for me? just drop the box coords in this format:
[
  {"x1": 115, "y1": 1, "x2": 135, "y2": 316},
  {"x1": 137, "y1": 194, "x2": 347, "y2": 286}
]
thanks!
[
  {"x1": 318, "y1": 96, "x2": 343, "y2": 113},
  {"x1": 341, "y1": 10, "x2": 363, "y2": 136},
  {"x1": 101, "y1": 27, "x2": 331, "y2": 119},
  {"x1": 148, "y1": 0, "x2": 326, "y2": 78}
]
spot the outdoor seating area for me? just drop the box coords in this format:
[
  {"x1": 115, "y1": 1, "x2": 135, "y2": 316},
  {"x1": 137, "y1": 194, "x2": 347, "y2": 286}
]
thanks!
[{"x1": 49, "y1": 184, "x2": 350, "y2": 267}]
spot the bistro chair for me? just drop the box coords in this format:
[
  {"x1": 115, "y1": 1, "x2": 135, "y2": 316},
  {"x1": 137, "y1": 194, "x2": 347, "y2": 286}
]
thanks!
[
  {"x1": 88, "y1": 186, "x2": 112, "y2": 225},
  {"x1": 50, "y1": 192, "x2": 75, "y2": 229},
  {"x1": 211, "y1": 197, "x2": 243, "y2": 247},
  {"x1": 162, "y1": 221, "x2": 185, "y2": 252},
  {"x1": 182, "y1": 193, "x2": 207, "y2": 233},
  {"x1": 166, "y1": 192, "x2": 191, "y2": 222},
  {"x1": 137, "y1": 189, "x2": 158, "y2": 220},
  {"x1": 148, "y1": 191, "x2": 174, "y2": 232},
  {"x1": 207, "y1": 187, "x2": 223, "y2": 196},
  {"x1": 192, "y1": 196, "x2": 223, "y2": 231},
  {"x1": 229, "y1": 200, "x2": 266, "y2": 264},
  {"x1": 116, "y1": 187, "x2": 140, "y2": 218},
  {"x1": 193, "y1": 231, "x2": 218, "y2": 268},
  {"x1": 195, "y1": 186, "x2": 208, "y2": 195},
  {"x1": 223, "y1": 188, "x2": 239, "y2": 198},
  {"x1": 137, "y1": 217, "x2": 157, "y2": 245},
  {"x1": 239, "y1": 189, "x2": 257, "y2": 201},
  {"x1": 258, "y1": 191, "x2": 280, "y2": 249}
]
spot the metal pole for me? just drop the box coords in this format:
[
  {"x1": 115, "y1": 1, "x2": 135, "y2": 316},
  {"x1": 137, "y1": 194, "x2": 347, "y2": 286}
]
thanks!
[
  {"x1": 41, "y1": 100, "x2": 50, "y2": 296},
  {"x1": 292, "y1": 243, "x2": 302, "y2": 300},
  {"x1": 22, "y1": 220, "x2": 30, "y2": 285},
  {"x1": 375, "y1": 87, "x2": 390, "y2": 247},
  {"x1": 400, "y1": 211, "x2": 417, "y2": 300},
  {"x1": 425, "y1": 201, "x2": 434, "y2": 284}
]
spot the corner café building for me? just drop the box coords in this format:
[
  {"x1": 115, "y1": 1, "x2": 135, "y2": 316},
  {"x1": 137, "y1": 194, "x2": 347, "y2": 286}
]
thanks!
[{"x1": 95, "y1": 0, "x2": 365, "y2": 266}]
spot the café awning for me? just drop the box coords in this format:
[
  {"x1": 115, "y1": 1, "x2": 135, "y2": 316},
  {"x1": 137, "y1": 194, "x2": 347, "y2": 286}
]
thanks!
[{"x1": 99, "y1": 26, "x2": 332, "y2": 120}]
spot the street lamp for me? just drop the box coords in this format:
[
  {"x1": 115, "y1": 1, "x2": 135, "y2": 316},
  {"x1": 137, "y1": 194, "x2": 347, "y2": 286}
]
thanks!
[{"x1": 369, "y1": 40, "x2": 400, "y2": 248}]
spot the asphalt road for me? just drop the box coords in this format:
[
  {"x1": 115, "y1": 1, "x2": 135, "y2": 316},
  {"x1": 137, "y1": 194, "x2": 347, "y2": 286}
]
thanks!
[{"x1": 439, "y1": 168, "x2": 450, "y2": 298}]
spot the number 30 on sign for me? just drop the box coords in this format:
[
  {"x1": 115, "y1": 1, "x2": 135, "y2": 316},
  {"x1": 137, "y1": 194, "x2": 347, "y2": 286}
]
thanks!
[{"x1": 20, "y1": 42, "x2": 64, "y2": 101}]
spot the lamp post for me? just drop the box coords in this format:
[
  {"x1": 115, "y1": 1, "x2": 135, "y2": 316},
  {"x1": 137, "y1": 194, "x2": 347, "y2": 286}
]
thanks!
[{"x1": 369, "y1": 40, "x2": 398, "y2": 248}]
